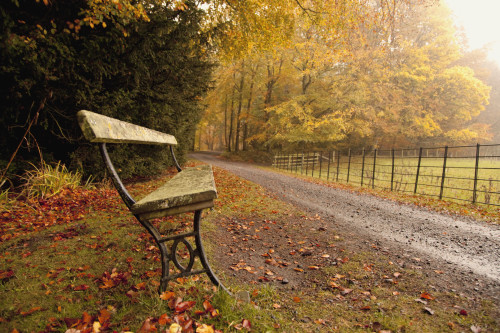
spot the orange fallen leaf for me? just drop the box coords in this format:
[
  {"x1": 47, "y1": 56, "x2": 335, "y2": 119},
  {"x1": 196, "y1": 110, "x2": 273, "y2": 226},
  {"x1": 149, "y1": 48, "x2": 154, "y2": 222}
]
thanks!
[
  {"x1": 158, "y1": 313, "x2": 170, "y2": 326},
  {"x1": 160, "y1": 291, "x2": 175, "y2": 301},
  {"x1": 20, "y1": 307, "x2": 42, "y2": 316},
  {"x1": 293, "y1": 297, "x2": 301, "y2": 303},
  {"x1": 420, "y1": 292, "x2": 434, "y2": 300}
]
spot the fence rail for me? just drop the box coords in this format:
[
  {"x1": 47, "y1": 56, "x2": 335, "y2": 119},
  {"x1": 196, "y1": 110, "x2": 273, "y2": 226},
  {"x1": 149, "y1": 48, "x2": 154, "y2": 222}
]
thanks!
[{"x1": 273, "y1": 143, "x2": 500, "y2": 207}]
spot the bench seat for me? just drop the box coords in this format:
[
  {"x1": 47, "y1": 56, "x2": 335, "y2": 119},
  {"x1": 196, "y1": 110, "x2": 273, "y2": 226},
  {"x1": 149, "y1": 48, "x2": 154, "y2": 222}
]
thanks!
[{"x1": 131, "y1": 164, "x2": 217, "y2": 220}]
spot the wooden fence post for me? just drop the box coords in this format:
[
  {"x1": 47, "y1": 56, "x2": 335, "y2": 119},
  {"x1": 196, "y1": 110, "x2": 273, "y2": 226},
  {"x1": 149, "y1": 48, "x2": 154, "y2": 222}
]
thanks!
[
  {"x1": 372, "y1": 149, "x2": 377, "y2": 189},
  {"x1": 473, "y1": 143, "x2": 480, "y2": 204},
  {"x1": 439, "y1": 146, "x2": 448, "y2": 200}
]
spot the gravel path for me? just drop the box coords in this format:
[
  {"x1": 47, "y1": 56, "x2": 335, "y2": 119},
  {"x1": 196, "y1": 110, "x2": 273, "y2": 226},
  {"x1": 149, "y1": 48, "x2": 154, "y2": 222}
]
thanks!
[{"x1": 191, "y1": 152, "x2": 500, "y2": 301}]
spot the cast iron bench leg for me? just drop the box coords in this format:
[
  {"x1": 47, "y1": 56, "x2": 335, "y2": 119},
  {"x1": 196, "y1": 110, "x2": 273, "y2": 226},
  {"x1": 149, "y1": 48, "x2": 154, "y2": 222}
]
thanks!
[{"x1": 135, "y1": 210, "x2": 229, "y2": 295}]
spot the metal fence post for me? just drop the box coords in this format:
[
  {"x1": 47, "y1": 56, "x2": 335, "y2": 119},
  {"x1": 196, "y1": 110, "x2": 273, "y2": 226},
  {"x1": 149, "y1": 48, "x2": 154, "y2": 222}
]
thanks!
[
  {"x1": 301, "y1": 151, "x2": 304, "y2": 175},
  {"x1": 347, "y1": 149, "x2": 352, "y2": 183},
  {"x1": 361, "y1": 149, "x2": 366, "y2": 186},
  {"x1": 372, "y1": 149, "x2": 377, "y2": 189},
  {"x1": 311, "y1": 151, "x2": 316, "y2": 177},
  {"x1": 327, "y1": 151, "x2": 331, "y2": 181},
  {"x1": 336, "y1": 150, "x2": 340, "y2": 182},
  {"x1": 295, "y1": 153, "x2": 299, "y2": 173},
  {"x1": 414, "y1": 147, "x2": 422, "y2": 194},
  {"x1": 439, "y1": 146, "x2": 448, "y2": 200},
  {"x1": 306, "y1": 151, "x2": 309, "y2": 175},
  {"x1": 473, "y1": 143, "x2": 480, "y2": 204},
  {"x1": 391, "y1": 148, "x2": 395, "y2": 191},
  {"x1": 319, "y1": 151, "x2": 322, "y2": 179}
]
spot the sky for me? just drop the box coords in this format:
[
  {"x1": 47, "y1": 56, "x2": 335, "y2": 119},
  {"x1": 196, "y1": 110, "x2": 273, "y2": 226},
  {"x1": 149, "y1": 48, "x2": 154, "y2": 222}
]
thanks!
[{"x1": 445, "y1": 0, "x2": 500, "y2": 65}]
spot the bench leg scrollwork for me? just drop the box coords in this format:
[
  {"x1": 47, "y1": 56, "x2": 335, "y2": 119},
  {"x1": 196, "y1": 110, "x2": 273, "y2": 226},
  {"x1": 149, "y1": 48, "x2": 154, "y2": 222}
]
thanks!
[{"x1": 135, "y1": 210, "x2": 229, "y2": 295}]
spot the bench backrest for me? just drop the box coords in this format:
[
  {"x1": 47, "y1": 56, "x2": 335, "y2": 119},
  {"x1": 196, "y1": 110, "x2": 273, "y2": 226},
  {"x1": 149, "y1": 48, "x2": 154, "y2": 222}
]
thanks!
[{"x1": 77, "y1": 110, "x2": 177, "y2": 145}]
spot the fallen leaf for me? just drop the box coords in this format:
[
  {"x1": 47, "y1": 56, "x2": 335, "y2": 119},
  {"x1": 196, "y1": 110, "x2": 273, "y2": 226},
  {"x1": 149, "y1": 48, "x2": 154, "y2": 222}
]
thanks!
[
  {"x1": 470, "y1": 325, "x2": 482, "y2": 333},
  {"x1": 92, "y1": 321, "x2": 101, "y2": 333},
  {"x1": 175, "y1": 301, "x2": 196, "y2": 313},
  {"x1": 73, "y1": 284, "x2": 89, "y2": 291},
  {"x1": 242, "y1": 319, "x2": 251, "y2": 331},
  {"x1": 160, "y1": 291, "x2": 175, "y2": 301},
  {"x1": 158, "y1": 313, "x2": 171, "y2": 326},
  {"x1": 293, "y1": 297, "x2": 301, "y2": 303},
  {"x1": 340, "y1": 288, "x2": 353, "y2": 296},
  {"x1": 420, "y1": 292, "x2": 434, "y2": 300},
  {"x1": 423, "y1": 307, "x2": 434, "y2": 315},
  {"x1": 98, "y1": 308, "x2": 111, "y2": 325},
  {"x1": 196, "y1": 324, "x2": 214, "y2": 333},
  {"x1": 20, "y1": 307, "x2": 43, "y2": 316},
  {"x1": 168, "y1": 323, "x2": 182, "y2": 333},
  {"x1": 138, "y1": 317, "x2": 157, "y2": 333}
]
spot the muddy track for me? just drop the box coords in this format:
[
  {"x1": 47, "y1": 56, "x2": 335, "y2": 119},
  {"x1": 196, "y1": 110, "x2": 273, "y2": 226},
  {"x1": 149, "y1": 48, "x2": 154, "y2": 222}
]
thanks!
[{"x1": 191, "y1": 152, "x2": 500, "y2": 302}]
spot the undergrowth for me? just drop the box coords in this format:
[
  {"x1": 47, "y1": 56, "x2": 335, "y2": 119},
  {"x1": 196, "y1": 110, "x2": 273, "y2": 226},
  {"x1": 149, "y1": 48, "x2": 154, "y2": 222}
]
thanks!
[{"x1": 21, "y1": 161, "x2": 94, "y2": 199}]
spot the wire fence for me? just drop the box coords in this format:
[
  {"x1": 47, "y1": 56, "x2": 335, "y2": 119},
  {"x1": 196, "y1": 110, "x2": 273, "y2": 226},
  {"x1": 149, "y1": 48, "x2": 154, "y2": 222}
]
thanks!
[{"x1": 273, "y1": 143, "x2": 500, "y2": 207}]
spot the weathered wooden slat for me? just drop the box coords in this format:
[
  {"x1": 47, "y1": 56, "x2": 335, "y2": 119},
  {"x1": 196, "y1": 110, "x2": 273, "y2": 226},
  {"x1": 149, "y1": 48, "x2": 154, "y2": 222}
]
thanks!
[
  {"x1": 131, "y1": 164, "x2": 217, "y2": 218},
  {"x1": 77, "y1": 110, "x2": 177, "y2": 145}
]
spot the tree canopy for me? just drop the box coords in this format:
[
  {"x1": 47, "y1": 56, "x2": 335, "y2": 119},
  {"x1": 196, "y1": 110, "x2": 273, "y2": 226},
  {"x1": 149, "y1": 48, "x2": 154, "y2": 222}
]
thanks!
[
  {"x1": 198, "y1": 0, "x2": 494, "y2": 152},
  {"x1": 1, "y1": 0, "x2": 214, "y2": 179}
]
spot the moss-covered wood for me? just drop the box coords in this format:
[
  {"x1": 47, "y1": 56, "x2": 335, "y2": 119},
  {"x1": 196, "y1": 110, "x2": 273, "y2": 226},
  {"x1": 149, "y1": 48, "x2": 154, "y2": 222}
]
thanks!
[
  {"x1": 77, "y1": 111, "x2": 177, "y2": 145},
  {"x1": 131, "y1": 164, "x2": 217, "y2": 219}
]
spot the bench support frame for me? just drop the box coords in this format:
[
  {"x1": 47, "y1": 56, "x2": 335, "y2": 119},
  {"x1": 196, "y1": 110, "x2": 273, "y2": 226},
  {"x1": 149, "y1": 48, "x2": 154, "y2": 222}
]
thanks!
[{"x1": 99, "y1": 143, "x2": 228, "y2": 294}]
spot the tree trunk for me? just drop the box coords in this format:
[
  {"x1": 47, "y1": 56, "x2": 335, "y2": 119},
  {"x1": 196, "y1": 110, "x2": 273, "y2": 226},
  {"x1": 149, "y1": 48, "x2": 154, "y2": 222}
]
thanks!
[
  {"x1": 235, "y1": 60, "x2": 246, "y2": 152},
  {"x1": 224, "y1": 93, "x2": 228, "y2": 150},
  {"x1": 243, "y1": 62, "x2": 258, "y2": 151},
  {"x1": 228, "y1": 72, "x2": 236, "y2": 152}
]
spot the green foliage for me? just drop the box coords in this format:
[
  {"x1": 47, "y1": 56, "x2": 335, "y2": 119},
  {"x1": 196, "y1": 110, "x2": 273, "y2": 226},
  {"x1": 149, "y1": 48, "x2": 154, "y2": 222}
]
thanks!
[
  {"x1": 21, "y1": 161, "x2": 92, "y2": 199},
  {"x1": 1, "y1": 0, "x2": 213, "y2": 180}
]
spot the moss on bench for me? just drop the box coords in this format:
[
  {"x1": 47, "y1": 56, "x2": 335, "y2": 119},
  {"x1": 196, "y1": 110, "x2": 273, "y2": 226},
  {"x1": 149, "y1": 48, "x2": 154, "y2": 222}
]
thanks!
[{"x1": 131, "y1": 165, "x2": 217, "y2": 220}]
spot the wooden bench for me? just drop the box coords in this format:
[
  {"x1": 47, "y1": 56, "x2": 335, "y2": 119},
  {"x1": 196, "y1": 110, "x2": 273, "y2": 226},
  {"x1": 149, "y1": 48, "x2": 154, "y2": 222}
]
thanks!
[{"x1": 77, "y1": 110, "x2": 227, "y2": 294}]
